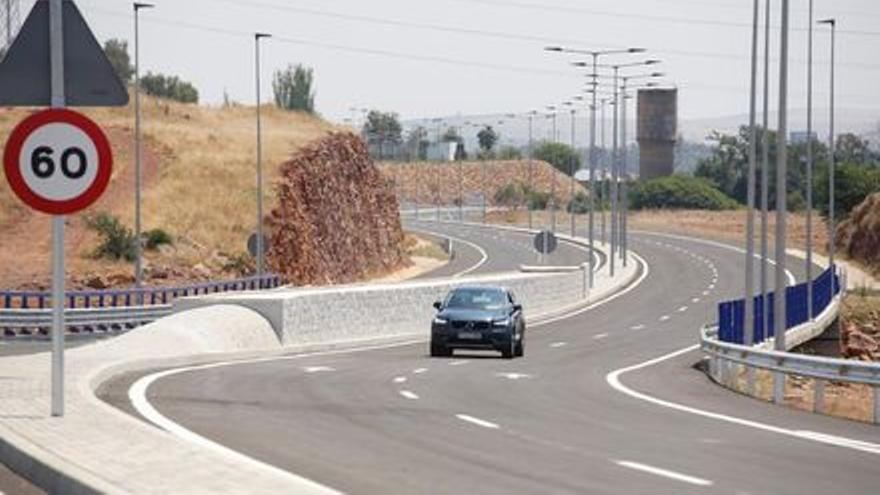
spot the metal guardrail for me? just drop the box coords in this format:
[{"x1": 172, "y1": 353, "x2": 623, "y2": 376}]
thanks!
[
  {"x1": 701, "y1": 318, "x2": 880, "y2": 424},
  {"x1": 0, "y1": 274, "x2": 283, "y2": 336}
]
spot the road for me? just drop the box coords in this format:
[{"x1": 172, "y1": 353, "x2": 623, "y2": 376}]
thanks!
[{"x1": 103, "y1": 223, "x2": 880, "y2": 494}]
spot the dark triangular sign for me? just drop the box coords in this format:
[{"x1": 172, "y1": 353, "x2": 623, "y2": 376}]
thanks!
[{"x1": 0, "y1": 0, "x2": 129, "y2": 107}]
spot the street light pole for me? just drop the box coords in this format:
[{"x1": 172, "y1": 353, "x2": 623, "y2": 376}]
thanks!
[
  {"x1": 773, "y1": 0, "x2": 791, "y2": 405},
  {"x1": 806, "y1": 0, "x2": 815, "y2": 320},
  {"x1": 600, "y1": 98, "x2": 607, "y2": 245},
  {"x1": 255, "y1": 32, "x2": 271, "y2": 278},
  {"x1": 133, "y1": 2, "x2": 153, "y2": 302},
  {"x1": 620, "y1": 81, "x2": 629, "y2": 267},
  {"x1": 819, "y1": 18, "x2": 836, "y2": 290},
  {"x1": 567, "y1": 105, "x2": 577, "y2": 237},
  {"x1": 745, "y1": 0, "x2": 759, "y2": 345},
  {"x1": 761, "y1": 0, "x2": 772, "y2": 343},
  {"x1": 548, "y1": 107, "x2": 559, "y2": 233},
  {"x1": 610, "y1": 66, "x2": 619, "y2": 277},
  {"x1": 528, "y1": 112, "x2": 535, "y2": 230},
  {"x1": 588, "y1": 53, "x2": 598, "y2": 287}
]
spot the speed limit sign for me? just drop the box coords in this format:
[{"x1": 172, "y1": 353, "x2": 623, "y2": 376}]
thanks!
[{"x1": 3, "y1": 108, "x2": 112, "y2": 215}]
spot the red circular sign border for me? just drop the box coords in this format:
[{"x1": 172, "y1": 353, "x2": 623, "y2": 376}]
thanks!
[{"x1": 3, "y1": 108, "x2": 113, "y2": 216}]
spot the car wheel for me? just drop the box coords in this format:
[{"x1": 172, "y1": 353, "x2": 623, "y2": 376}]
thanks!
[
  {"x1": 430, "y1": 341, "x2": 448, "y2": 358},
  {"x1": 501, "y1": 338, "x2": 515, "y2": 359},
  {"x1": 515, "y1": 334, "x2": 524, "y2": 357}
]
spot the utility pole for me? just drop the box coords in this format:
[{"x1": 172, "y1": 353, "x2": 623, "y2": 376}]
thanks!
[
  {"x1": 610, "y1": 67, "x2": 619, "y2": 277},
  {"x1": 805, "y1": 0, "x2": 815, "y2": 320},
  {"x1": 760, "y1": 0, "x2": 772, "y2": 344},
  {"x1": 745, "y1": 0, "x2": 760, "y2": 345},
  {"x1": 528, "y1": 112, "x2": 535, "y2": 230},
  {"x1": 254, "y1": 32, "x2": 271, "y2": 277},
  {"x1": 620, "y1": 81, "x2": 629, "y2": 267},
  {"x1": 819, "y1": 17, "x2": 836, "y2": 299},
  {"x1": 774, "y1": 0, "x2": 791, "y2": 405}
]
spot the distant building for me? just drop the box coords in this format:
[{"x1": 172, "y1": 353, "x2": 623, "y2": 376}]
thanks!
[
  {"x1": 637, "y1": 89, "x2": 678, "y2": 180},
  {"x1": 790, "y1": 131, "x2": 818, "y2": 144}
]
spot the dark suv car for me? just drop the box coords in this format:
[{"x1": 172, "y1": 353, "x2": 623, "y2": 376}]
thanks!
[{"x1": 430, "y1": 286, "x2": 525, "y2": 359}]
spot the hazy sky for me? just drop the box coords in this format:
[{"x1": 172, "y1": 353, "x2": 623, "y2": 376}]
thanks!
[{"x1": 18, "y1": 0, "x2": 880, "y2": 124}]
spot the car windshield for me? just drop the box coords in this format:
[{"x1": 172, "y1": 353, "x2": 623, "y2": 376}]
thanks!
[{"x1": 445, "y1": 288, "x2": 507, "y2": 310}]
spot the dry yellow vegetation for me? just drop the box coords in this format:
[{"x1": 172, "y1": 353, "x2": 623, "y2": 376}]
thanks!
[{"x1": 0, "y1": 94, "x2": 337, "y2": 288}]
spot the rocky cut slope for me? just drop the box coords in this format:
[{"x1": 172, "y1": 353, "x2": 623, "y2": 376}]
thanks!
[{"x1": 268, "y1": 132, "x2": 408, "y2": 286}]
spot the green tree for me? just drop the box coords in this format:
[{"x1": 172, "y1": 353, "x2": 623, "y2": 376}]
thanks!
[
  {"x1": 140, "y1": 72, "x2": 199, "y2": 103},
  {"x1": 815, "y1": 163, "x2": 880, "y2": 218},
  {"x1": 363, "y1": 110, "x2": 403, "y2": 157},
  {"x1": 534, "y1": 141, "x2": 581, "y2": 175},
  {"x1": 103, "y1": 39, "x2": 134, "y2": 83},
  {"x1": 835, "y1": 133, "x2": 878, "y2": 167},
  {"x1": 477, "y1": 126, "x2": 499, "y2": 152},
  {"x1": 406, "y1": 127, "x2": 430, "y2": 160},
  {"x1": 272, "y1": 64, "x2": 315, "y2": 113}
]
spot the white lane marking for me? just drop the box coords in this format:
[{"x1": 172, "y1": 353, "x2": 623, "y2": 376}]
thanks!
[
  {"x1": 302, "y1": 366, "x2": 335, "y2": 374},
  {"x1": 692, "y1": 298, "x2": 701, "y2": 303},
  {"x1": 702, "y1": 290, "x2": 711, "y2": 296},
  {"x1": 399, "y1": 390, "x2": 419, "y2": 400},
  {"x1": 495, "y1": 372, "x2": 532, "y2": 380},
  {"x1": 678, "y1": 306, "x2": 688, "y2": 313},
  {"x1": 393, "y1": 376, "x2": 407, "y2": 384},
  {"x1": 593, "y1": 333, "x2": 609, "y2": 340},
  {"x1": 606, "y1": 345, "x2": 880, "y2": 456},
  {"x1": 631, "y1": 231, "x2": 797, "y2": 286},
  {"x1": 630, "y1": 324, "x2": 646, "y2": 331},
  {"x1": 413, "y1": 368, "x2": 428, "y2": 374},
  {"x1": 550, "y1": 342, "x2": 568, "y2": 348},
  {"x1": 532, "y1": 251, "x2": 650, "y2": 328},
  {"x1": 456, "y1": 414, "x2": 500, "y2": 430},
  {"x1": 614, "y1": 460, "x2": 713, "y2": 487},
  {"x1": 708, "y1": 284, "x2": 715, "y2": 290},
  {"x1": 659, "y1": 315, "x2": 671, "y2": 322},
  {"x1": 449, "y1": 360, "x2": 470, "y2": 366},
  {"x1": 408, "y1": 227, "x2": 488, "y2": 278}
]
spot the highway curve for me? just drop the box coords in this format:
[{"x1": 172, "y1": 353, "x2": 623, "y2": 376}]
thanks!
[{"x1": 106, "y1": 224, "x2": 880, "y2": 494}]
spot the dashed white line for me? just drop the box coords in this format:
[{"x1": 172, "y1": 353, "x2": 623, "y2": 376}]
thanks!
[
  {"x1": 456, "y1": 414, "x2": 500, "y2": 429},
  {"x1": 413, "y1": 368, "x2": 428, "y2": 374},
  {"x1": 659, "y1": 315, "x2": 671, "y2": 322},
  {"x1": 614, "y1": 460, "x2": 713, "y2": 487},
  {"x1": 449, "y1": 360, "x2": 470, "y2": 366},
  {"x1": 678, "y1": 306, "x2": 688, "y2": 313},
  {"x1": 393, "y1": 376, "x2": 407, "y2": 384},
  {"x1": 691, "y1": 298, "x2": 700, "y2": 303},
  {"x1": 630, "y1": 324, "x2": 646, "y2": 331},
  {"x1": 302, "y1": 366, "x2": 335, "y2": 374},
  {"x1": 550, "y1": 342, "x2": 568, "y2": 348},
  {"x1": 593, "y1": 333, "x2": 609, "y2": 340},
  {"x1": 702, "y1": 290, "x2": 711, "y2": 296},
  {"x1": 495, "y1": 372, "x2": 532, "y2": 380},
  {"x1": 399, "y1": 390, "x2": 419, "y2": 400}
]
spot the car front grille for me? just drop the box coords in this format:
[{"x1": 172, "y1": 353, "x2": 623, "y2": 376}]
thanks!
[{"x1": 451, "y1": 321, "x2": 490, "y2": 331}]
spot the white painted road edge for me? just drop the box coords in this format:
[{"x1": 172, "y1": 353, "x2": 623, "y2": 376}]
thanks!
[
  {"x1": 455, "y1": 414, "x2": 500, "y2": 430},
  {"x1": 606, "y1": 347, "x2": 880, "y2": 456}
]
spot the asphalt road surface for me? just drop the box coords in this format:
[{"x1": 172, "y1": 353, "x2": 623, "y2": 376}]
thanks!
[{"x1": 107, "y1": 225, "x2": 880, "y2": 494}]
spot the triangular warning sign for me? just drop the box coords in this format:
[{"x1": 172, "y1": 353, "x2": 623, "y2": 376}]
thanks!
[{"x1": 0, "y1": 0, "x2": 129, "y2": 107}]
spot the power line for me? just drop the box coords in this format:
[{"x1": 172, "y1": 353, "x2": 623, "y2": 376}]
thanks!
[{"x1": 208, "y1": 0, "x2": 880, "y2": 72}]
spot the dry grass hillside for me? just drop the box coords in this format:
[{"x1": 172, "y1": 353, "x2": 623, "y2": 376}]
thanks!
[
  {"x1": 0, "y1": 95, "x2": 337, "y2": 289},
  {"x1": 380, "y1": 160, "x2": 587, "y2": 207}
]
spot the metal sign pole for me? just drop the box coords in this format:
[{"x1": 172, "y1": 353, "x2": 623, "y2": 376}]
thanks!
[{"x1": 49, "y1": 0, "x2": 65, "y2": 418}]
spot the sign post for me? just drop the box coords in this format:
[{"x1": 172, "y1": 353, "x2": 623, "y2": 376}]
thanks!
[{"x1": 0, "y1": 0, "x2": 127, "y2": 417}]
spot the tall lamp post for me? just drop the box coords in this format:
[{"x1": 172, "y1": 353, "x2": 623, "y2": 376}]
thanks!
[
  {"x1": 805, "y1": 0, "x2": 815, "y2": 320},
  {"x1": 745, "y1": 0, "x2": 760, "y2": 345},
  {"x1": 254, "y1": 32, "x2": 271, "y2": 278},
  {"x1": 773, "y1": 0, "x2": 791, "y2": 405},
  {"x1": 819, "y1": 17, "x2": 836, "y2": 292},
  {"x1": 546, "y1": 106, "x2": 559, "y2": 232},
  {"x1": 133, "y1": 2, "x2": 154, "y2": 301},
  {"x1": 527, "y1": 111, "x2": 537, "y2": 229},
  {"x1": 563, "y1": 101, "x2": 577, "y2": 237}
]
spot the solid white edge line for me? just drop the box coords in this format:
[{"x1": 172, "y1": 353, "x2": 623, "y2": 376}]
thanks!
[
  {"x1": 606, "y1": 345, "x2": 880, "y2": 456},
  {"x1": 407, "y1": 227, "x2": 489, "y2": 278},
  {"x1": 614, "y1": 460, "x2": 713, "y2": 487},
  {"x1": 455, "y1": 414, "x2": 500, "y2": 429},
  {"x1": 399, "y1": 390, "x2": 419, "y2": 400}
]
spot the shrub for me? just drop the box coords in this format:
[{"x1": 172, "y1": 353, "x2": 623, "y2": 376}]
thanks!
[
  {"x1": 534, "y1": 141, "x2": 581, "y2": 175},
  {"x1": 816, "y1": 163, "x2": 880, "y2": 219},
  {"x1": 145, "y1": 228, "x2": 174, "y2": 250},
  {"x1": 85, "y1": 213, "x2": 137, "y2": 261},
  {"x1": 527, "y1": 190, "x2": 553, "y2": 211},
  {"x1": 141, "y1": 72, "x2": 199, "y2": 104},
  {"x1": 567, "y1": 191, "x2": 590, "y2": 214},
  {"x1": 498, "y1": 146, "x2": 522, "y2": 160},
  {"x1": 494, "y1": 183, "x2": 525, "y2": 209},
  {"x1": 629, "y1": 175, "x2": 739, "y2": 211}
]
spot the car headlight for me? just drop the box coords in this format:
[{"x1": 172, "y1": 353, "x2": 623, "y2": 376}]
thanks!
[
  {"x1": 492, "y1": 318, "x2": 511, "y2": 328},
  {"x1": 433, "y1": 317, "x2": 448, "y2": 325}
]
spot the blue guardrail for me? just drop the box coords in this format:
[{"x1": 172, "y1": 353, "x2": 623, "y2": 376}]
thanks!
[
  {"x1": 718, "y1": 267, "x2": 841, "y2": 345},
  {"x1": 0, "y1": 274, "x2": 283, "y2": 310}
]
